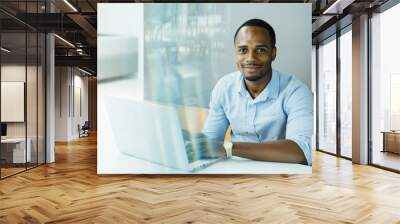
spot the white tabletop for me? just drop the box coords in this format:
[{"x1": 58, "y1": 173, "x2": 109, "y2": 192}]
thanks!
[
  {"x1": 195, "y1": 156, "x2": 311, "y2": 174},
  {"x1": 98, "y1": 154, "x2": 311, "y2": 175}
]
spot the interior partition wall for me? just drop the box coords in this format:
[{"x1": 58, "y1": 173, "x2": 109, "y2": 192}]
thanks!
[{"x1": 0, "y1": 1, "x2": 46, "y2": 179}]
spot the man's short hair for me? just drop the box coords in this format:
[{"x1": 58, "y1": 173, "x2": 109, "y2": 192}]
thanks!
[{"x1": 234, "y1": 18, "x2": 276, "y2": 47}]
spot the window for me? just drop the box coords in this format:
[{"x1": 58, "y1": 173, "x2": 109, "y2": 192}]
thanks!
[
  {"x1": 317, "y1": 36, "x2": 337, "y2": 154},
  {"x1": 371, "y1": 2, "x2": 400, "y2": 171},
  {"x1": 339, "y1": 28, "x2": 352, "y2": 158}
]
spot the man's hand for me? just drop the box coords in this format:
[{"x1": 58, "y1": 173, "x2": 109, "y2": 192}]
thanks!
[{"x1": 182, "y1": 130, "x2": 226, "y2": 162}]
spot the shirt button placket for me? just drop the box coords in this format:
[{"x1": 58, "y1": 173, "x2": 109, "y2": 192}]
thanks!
[
  {"x1": 246, "y1": 102, "x2": 251, "y2": 135},
  {"x1": 252, "y1": 103, "x2": 261, "y2": 142}
]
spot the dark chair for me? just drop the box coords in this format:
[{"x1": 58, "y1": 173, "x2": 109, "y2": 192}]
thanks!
[{"x1": 79, "y1": 121, "x2": 90, "y2": 138}]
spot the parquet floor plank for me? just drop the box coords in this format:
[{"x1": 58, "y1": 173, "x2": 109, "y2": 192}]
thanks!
[{"x1": 1, "y1": 135, "x2": 400, "y2": 223}]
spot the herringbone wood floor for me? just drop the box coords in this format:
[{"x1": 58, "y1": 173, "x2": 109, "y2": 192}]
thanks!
[{"x1": 1, "y1": 134, "x2": 400, "y2": 224}]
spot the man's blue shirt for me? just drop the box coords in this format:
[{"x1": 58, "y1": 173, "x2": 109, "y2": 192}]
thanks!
[{"x1": 203, "y1": 69, "x2": 314, "y2": 165}]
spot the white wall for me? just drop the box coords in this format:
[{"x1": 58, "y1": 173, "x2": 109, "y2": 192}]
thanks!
[
  {"x1": 55, "y1": 66, "x2": 68, "y2": 141},
  {"x1": 1, "y1": 65, "x2": 27, "y2": 143},
  {"x1": 72, "y1": 73, "x2": 89, "y2": 138},
  {"x1": 227, "y1": 4, "x2": 312, "y2": 86},
  {"x1": 1, "y1": 65, "x2": 26, "y2": 132},
  {"x1": 55, "y1": 67, "x2": 89, "y2": 141}
]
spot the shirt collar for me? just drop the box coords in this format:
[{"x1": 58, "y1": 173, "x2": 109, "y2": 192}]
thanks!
[{"x1": 237, "y1": 69, "x2": 280, "y2": 103}]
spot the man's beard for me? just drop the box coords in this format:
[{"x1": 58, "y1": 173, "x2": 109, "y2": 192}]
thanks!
[
  {"x1": 243, "y1": 72, "x2": 267, "y2": 82},
  {"x1": 239, "y1": 63, "x2": 272, "y2": 82}
]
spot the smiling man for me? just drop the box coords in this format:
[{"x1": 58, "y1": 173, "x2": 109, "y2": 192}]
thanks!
[{"x1": 201, "y1": 18, "x2": 313, "y2": 165}]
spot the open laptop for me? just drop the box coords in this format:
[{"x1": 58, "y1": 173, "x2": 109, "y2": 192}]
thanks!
[{"x1": 104, "y1": 96, "x2": 223, "y2": 172}]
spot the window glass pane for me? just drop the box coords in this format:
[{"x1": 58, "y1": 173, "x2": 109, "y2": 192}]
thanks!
[
  {"x1": 340, "y1": 29, "x2": 352, "y2": 158},
  {"x1": 0, "y1": 1, "x2": 46, "y2": 178},
  {"x1": 318, "y1": 37, "x2": 337, "y2": 154},
  {"x1": 371, "y1": 3, "x2": 400, "y2": 171},
  {"x1": 1, "y1": 31, "x2": 27, "y2": 177}
]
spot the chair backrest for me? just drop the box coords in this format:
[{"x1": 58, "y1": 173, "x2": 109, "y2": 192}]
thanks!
[{"x1": 82, "y1": 121, "x2": 90, "y2": 129}]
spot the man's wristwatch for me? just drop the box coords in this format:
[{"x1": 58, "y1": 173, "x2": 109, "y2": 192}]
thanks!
[{"x1": 223, "y1": 142, "x2": 233, "y2": 158}]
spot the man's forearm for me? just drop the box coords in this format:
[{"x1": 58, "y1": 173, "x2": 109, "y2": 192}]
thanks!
[{"x1": 232, "y1": 140, "x2": 307, "y2": 164}]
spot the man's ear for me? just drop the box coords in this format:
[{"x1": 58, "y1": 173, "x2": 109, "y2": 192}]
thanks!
[{"x1": 272, "y1": 47, "x2": 277, "y2": 61}]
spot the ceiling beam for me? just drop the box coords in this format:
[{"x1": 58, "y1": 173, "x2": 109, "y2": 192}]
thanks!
[
  {"x1": 322, "y1": 0, "x2": 356, "y2": 14},
  {"x1": 67, "y1": 13, "x2": 97, "y2": 47},
  {"x1": 55, "y1": 55, "x2": 96, "y2": 71}
]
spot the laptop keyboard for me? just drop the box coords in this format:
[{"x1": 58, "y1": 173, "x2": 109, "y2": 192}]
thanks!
[{"x1": 181, "y1": 129, "x2": 226, "y2": 163}]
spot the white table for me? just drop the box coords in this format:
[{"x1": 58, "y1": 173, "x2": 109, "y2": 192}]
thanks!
[
  {"x1": 195, "y1": 156, "x2": 311, "y2": 174},
  {"x1": 1, "y1": 138, "x2": 31, "y2": 163},
  {"x1": 98, "y1": 154, "x2": 312, "y2": 175}
]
